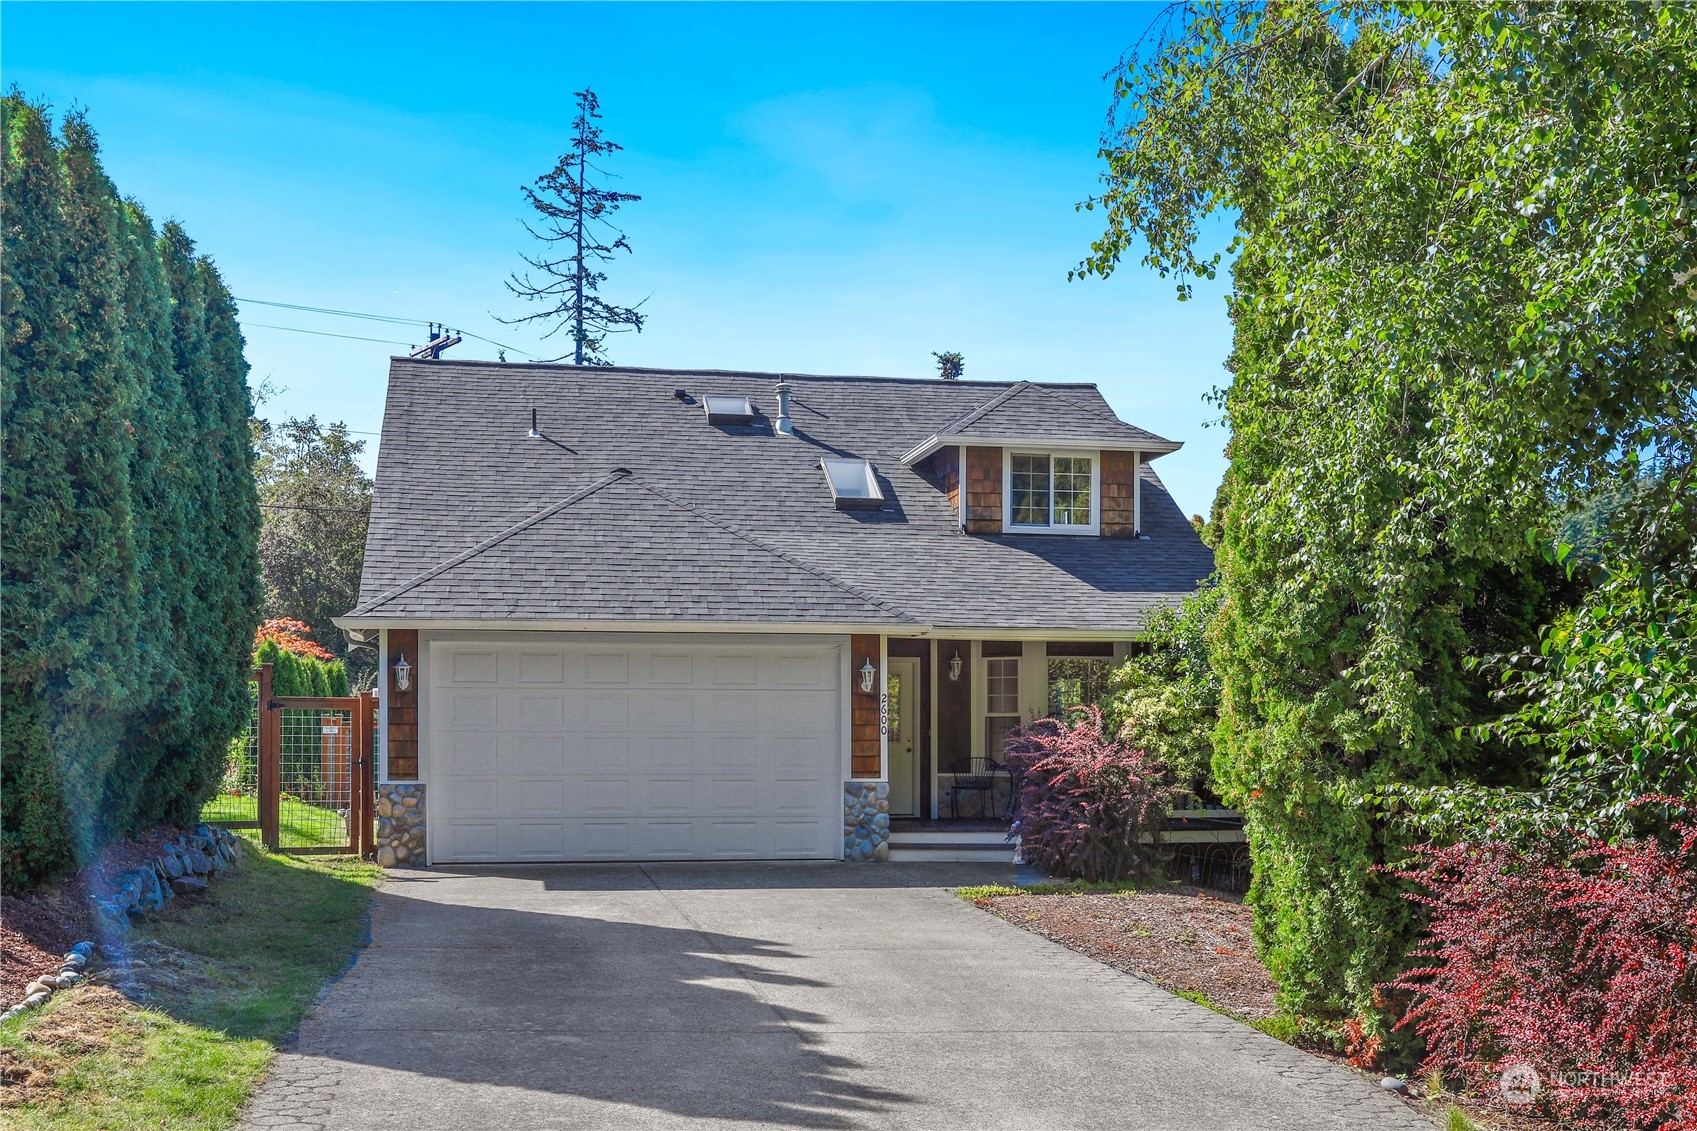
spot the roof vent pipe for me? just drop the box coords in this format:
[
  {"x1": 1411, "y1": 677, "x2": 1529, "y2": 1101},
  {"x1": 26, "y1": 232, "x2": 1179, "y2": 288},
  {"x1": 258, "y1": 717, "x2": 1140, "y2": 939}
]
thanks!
[{"x1": 774, "y1": 380, "x2": 794, "y2": 436}]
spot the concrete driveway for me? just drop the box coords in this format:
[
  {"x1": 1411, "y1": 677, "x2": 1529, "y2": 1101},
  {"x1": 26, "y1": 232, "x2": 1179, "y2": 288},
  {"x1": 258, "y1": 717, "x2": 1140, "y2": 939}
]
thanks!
[{"x1": 242, "y1": 862, "x2": 1433, "y2": 1131}]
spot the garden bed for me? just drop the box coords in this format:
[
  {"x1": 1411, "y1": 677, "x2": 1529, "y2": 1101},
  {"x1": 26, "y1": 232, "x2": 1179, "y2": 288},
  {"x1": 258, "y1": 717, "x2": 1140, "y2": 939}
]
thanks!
[
  {"x1": 966, "y1": 881, "x2": 1276, "y2": 1017},
  {"x1": 1, "y1": 842, "x2": 379, "y2": 1128}
]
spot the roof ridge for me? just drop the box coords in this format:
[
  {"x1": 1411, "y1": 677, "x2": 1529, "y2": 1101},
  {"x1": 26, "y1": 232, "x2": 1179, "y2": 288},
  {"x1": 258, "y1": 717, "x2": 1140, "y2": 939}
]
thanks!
[
  {"x1": 1016, "y1": 383, "x2": 1169, "y2": 441},
  {"x1": 621, "y1": 476, "x2": 918, "y2": 624},
  {"x1": 351, "y1": 470, "x2": 633, "y2": 614},
  {"x1": 933, "y1": 381, "x2": 1036, "y2": 435},
  {"x1": 389, "y1": 357, "x2": 1102, "y2": 388}
]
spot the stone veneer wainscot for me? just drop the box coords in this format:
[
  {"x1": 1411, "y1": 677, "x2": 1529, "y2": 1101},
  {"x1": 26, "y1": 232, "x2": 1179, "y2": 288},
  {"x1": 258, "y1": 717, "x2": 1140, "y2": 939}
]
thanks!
[
  {"x1": 376, "y1": 783, "x2": 425, "y2": 867},
  {"x1": 843, "y1": 782, "x2": 890, "y2": 861}
]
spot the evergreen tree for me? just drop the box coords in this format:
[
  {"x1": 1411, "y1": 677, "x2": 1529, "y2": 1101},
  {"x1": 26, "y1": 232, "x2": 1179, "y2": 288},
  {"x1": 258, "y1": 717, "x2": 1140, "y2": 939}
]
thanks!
[
  {"x1": 503, "y1": 88, "x2": 645, "y2": 365},
  {"x1": 1, "y1": 97, "x2": 262, "y2": 887}
]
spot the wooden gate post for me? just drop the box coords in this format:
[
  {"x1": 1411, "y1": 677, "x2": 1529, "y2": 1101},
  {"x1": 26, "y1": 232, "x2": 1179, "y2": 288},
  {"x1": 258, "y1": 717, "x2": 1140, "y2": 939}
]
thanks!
[
  {"x1": 353, "y1": 689, "x2": 374, "y2": 857},
  {"x1": 257, "y1": 663, "x2": 280, "y2": 849}
]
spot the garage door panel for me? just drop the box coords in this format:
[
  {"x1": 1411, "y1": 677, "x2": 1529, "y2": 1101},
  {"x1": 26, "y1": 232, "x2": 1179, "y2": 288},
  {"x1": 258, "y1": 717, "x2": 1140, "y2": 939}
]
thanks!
[
  {"x1": 708, "y1": 652, "x2": 759, "y2": 686},
  {"x1": 643, "y1": 821, "x2": 695, "y2": 856},
  {"x1": 774, "y1": 820, "x2": 826, "y2": 856},
  {"x1": 515, "y1": 650, "x2": 566, "y2": 684},
  {"x1": 645, "y1": 736, "x2": 694, "y2": 772},
  {"x1": 774, "y1": 777, "x2": 825, "y2": 812},
  {"x1": 646, "y1": 693, "x2": 693, "y2": 732},
  {"x1": 451, "y1": 650, "x2": 499, "y2": 683},
  {"x1": 448, "y1": 691, "x2": 499, "y2": 731},
  {"x1": 429, "y1": 639, "x2": 842, "y2": 863},
  {"x1": 502, "y1": 734, "x2": 563, "y2": 774},
  {"x1": 771, "y1": 651, "x2": 830, "y2": 688},
  {"x1": 646, "y1": 653, "x2": 695, "y2": 685},
  {"x1": 647, "y1": 778, "x2": 694, "y2": 813},
  {"x1": 515, "y1": 693, "x2": 565, "y2": 730},
  {"x1": 506, "y1": 778, "x2": 566, "y2": 817}
]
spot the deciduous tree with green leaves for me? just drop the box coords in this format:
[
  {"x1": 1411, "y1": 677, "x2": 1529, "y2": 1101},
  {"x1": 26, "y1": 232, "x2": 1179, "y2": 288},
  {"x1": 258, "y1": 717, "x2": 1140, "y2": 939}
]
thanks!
[
  {"x1": 255, "y1": 416, "x2": 373, "y2": 683},
  {"x1": 1079, "y1": 1, "x2": 1696, "y2": 1039}
]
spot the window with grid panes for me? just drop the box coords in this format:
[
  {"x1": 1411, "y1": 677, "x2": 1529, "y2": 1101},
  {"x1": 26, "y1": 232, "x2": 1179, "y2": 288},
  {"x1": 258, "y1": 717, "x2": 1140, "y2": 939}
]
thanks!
[
  {"x1": 984, "y1": 657, "x2": 1020, "y2": 763},
  {"x1": 1008, "y1": 453, "x2": 1094, "y2": 530}
]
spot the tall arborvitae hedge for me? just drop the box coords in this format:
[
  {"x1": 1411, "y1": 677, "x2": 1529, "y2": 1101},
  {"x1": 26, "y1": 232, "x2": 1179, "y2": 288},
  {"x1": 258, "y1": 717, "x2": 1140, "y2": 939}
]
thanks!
[{"x1": 2, "y1": 96, "x2": 262, "y2": 889}]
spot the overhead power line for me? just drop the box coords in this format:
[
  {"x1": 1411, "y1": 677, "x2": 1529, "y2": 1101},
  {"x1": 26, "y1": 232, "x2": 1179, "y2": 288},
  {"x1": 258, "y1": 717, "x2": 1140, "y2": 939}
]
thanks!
[
  {"x1": 246, "y1": 322, "x2": 414, "y2": 347},
  {"x1": 235, "y1": 296, "x2": 540, "y2": 358}
]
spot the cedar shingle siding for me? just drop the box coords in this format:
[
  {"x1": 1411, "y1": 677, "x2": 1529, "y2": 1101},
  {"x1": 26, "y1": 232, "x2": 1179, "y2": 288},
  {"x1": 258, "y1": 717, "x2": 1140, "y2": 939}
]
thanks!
[
  {"x1": 1102, "y1": 449, "x2": 1138, "y2": 538},
  {"x1": 964, "y1": 446, "x2": 1003, "y2": 534},
  {"x1": 386, "y1": 628, "x2": 419, "y2": 779},
  {"x1": 850, "y1": 633, "x2": 881, "y2": 778}
]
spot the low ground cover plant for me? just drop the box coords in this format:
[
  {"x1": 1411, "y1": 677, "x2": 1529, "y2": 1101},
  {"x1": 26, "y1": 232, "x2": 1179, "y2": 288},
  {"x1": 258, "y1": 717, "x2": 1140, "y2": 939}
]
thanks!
[{"x1": 1006, "y1": 707, "x2": 1174, "y2": 882}]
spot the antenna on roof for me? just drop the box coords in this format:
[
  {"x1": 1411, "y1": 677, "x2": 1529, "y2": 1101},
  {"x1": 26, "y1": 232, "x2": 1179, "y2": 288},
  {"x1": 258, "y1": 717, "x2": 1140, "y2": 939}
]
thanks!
[{"x1": 410, "y1": 322, "x2": 463, "y2": 360}]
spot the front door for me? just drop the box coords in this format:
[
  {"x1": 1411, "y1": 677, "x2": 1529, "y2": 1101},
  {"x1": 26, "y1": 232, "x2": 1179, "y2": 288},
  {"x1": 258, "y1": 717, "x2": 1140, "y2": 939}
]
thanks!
[{"x1": 887, "y1": 657, "x2": 920, "y2": 817}]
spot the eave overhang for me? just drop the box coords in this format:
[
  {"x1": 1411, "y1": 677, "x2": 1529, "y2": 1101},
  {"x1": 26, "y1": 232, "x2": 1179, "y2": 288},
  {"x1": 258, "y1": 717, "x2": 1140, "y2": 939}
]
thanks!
[{"x1": 900, "y1": 432, "x2": 1184, "y2": 466}]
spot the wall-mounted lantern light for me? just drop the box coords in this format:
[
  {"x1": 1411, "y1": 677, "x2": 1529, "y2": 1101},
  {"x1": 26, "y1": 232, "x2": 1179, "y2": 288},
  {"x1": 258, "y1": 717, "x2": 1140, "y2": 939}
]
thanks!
[
  {"x1": 393, "y1": 651, "x2": 412, "y2": 693},
  {"x1": 948, "y1": 650, "x2": 963, "y2": 682},
  {"x1": 858, "y1": 657, "x2": 877, "y2": 694}
]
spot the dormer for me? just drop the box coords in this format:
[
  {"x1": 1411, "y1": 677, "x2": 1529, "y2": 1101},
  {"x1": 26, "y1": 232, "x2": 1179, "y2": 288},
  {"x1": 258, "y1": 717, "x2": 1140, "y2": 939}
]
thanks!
[{"x1": 902, "y1": 382, "x2": 1180, "y2": 539}]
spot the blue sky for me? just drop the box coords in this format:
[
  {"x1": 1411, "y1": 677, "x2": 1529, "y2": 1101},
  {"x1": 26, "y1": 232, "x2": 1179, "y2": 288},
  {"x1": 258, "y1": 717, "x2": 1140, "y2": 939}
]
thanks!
[{"x1": 6, "y1": 2, "x2": 1233, "y2": 516}]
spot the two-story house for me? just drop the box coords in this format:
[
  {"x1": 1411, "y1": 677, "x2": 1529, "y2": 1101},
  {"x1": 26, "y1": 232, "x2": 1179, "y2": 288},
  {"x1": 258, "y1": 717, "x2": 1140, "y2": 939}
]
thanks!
[{"x1": 336, "y1": 359, "x2": 1214, "y2": 866}]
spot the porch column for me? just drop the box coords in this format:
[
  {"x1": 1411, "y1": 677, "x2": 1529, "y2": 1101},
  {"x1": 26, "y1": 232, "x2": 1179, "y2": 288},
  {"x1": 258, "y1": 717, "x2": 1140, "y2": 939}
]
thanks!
[{"x1": 844, "y1": 633, "x2": 890, "y2": 861}]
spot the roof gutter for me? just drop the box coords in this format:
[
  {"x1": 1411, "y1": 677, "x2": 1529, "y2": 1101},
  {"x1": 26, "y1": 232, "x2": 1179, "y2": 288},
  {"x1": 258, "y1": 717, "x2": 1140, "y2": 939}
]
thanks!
[{"x1": 332, "y1": 616, "x2": 933, "y2": 636}]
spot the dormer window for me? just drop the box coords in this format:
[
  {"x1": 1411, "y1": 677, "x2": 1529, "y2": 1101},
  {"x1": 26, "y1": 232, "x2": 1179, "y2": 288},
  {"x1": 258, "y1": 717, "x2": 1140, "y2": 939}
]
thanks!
[
  {"x1": 1006, "y1": 451, "x2": 1098, "y2": 534},
  {"x1": 703, "y1": 395, "x2": 756, "y2": 424},
  {"x1": 821, "y1": 458, "x2": 885, "y2": 510}
]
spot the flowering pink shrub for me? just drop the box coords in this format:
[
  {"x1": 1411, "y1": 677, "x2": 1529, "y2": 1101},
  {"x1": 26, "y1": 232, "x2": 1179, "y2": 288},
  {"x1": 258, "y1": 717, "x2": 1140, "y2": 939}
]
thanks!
[
  {"x1": 1388, "y1": 813, "x2": 1697, "y2": 1130},
  {"x1": 1006, "y1": 707, "x2": 1174, "y2": 882}
]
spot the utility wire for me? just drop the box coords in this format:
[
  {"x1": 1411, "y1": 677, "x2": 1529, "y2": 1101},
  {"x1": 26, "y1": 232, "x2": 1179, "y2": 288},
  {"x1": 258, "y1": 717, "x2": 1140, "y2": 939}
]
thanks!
[
  {"x1": 246, "y1": 322, "x2": 414, "y2": 347},
  {"x1": 236, "y1": 296, "x2": 540, "y2": 359}
]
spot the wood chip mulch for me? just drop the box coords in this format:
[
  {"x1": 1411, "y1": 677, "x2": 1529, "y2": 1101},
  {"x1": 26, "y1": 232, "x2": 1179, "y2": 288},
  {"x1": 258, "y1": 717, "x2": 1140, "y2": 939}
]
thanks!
[{"x1": 975, "y1": 883, "x2": 1278, "y2": 1018}]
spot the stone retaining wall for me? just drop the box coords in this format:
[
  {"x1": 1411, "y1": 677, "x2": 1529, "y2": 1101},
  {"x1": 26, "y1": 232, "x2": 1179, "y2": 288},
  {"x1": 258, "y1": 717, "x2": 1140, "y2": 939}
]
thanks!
[
  {"x1": 843, "y1": 782, "x2": 890, "y2": 861},
  {"x1": 376, "y1": 783, "x2": 426, "y2": 867}
]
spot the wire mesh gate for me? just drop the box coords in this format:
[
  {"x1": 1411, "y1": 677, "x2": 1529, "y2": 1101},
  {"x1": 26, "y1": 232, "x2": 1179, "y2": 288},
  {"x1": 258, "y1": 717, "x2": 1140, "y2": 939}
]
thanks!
[{"x1": 260, "y1": 687, "x2": 377, "y2": 855}]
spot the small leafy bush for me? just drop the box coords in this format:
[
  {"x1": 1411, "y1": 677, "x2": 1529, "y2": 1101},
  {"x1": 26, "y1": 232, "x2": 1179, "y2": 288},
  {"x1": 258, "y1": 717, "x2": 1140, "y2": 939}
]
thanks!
[
  {"x1": 1006, "y1": 706, "x2": 1174, "y2": 883},
  {"x1": 1389, "y1": 814, "x2": 1697, "y2": 1131}
]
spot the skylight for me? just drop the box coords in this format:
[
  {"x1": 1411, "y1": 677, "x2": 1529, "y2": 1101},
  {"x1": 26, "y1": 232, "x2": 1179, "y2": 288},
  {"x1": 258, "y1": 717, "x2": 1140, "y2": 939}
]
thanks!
[
  {"x1": 821, "y1": 458, "x2": 885, "y2": 510},
  {"x1": 703, "y1": 395, "x2": 756, "y2": 424}
]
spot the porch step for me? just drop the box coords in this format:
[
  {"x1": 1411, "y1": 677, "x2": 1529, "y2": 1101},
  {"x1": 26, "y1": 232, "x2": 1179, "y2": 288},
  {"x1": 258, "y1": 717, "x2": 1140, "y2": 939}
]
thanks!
[
  {"x1": 888, "y1": 829, "x2": 1012, "y2": 846},
  {"x1": 887, "y1": 841, "x2": 1017, "y2": 863}
]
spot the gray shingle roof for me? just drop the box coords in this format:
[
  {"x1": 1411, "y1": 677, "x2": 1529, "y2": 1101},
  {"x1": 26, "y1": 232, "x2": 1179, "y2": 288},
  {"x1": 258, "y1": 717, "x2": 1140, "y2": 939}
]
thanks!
[
  {"x1": 924, "y1": 382, "x2": 1178, "y2": 452},
  {"x1": 347, "y1": 360, "x2": 1215, "y2": 632}
]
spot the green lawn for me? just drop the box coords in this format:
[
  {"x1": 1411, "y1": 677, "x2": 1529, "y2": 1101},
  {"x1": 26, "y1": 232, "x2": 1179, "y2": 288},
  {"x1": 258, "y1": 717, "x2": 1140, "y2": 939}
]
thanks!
[
  {"x1": 200, "y1": 795, "x2": 351, "y2": 849},
  {"x1": 0, "y1": 842, "x2": 379, "y2": 1130}
]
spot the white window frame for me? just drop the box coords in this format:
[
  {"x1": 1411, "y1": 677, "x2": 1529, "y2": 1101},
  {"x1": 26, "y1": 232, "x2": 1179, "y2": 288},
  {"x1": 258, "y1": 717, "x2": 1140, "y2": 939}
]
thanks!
[
  {"x1": 982, "y1": 655, "x2": 1022, "y2": 763},
  {"x1": 1002, "y1": 449, "x2": 1101, "y2": 535}
]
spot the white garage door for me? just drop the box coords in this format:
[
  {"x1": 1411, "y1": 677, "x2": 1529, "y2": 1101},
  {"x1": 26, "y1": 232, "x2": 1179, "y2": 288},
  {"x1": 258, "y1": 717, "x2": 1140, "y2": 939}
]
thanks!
[{"x1": 426, "y1": 637, "x2": 844, "y2": 863}]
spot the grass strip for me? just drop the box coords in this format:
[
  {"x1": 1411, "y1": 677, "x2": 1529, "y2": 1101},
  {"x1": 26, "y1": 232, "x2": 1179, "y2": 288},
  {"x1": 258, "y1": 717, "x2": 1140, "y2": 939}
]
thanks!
[{"x1": 0, "y1": 843, "x2": 379, "y2": 1130}]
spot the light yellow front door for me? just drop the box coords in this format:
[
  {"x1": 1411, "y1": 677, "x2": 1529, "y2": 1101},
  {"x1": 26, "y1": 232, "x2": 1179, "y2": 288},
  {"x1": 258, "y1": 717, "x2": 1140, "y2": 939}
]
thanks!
[{"x1": 887, "y1": 657, "x2": 920, "y2": 817}]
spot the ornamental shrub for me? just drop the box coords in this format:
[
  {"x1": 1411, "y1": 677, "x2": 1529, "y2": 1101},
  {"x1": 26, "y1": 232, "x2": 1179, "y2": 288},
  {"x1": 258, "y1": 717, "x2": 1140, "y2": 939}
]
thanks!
[
  {"x1": 1389, "y1": 815, "x2": 1697, "y2": 1131},
  {"x1": 1006, "y1": 706, "x2": 1174, "y2": 882}
]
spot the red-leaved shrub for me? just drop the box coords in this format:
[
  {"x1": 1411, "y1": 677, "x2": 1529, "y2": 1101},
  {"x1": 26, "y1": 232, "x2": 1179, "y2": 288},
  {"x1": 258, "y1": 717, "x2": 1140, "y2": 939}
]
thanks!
[
  {"x1": 1389, "y1": 816, "x2": 1697, "y2": 1130},
  {"x1": 1006, "y1": 707, "x2": 1174, "y2": 882},
  {"x1": 255, "y1": 617, "x2": 335, "y2": 662}
]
